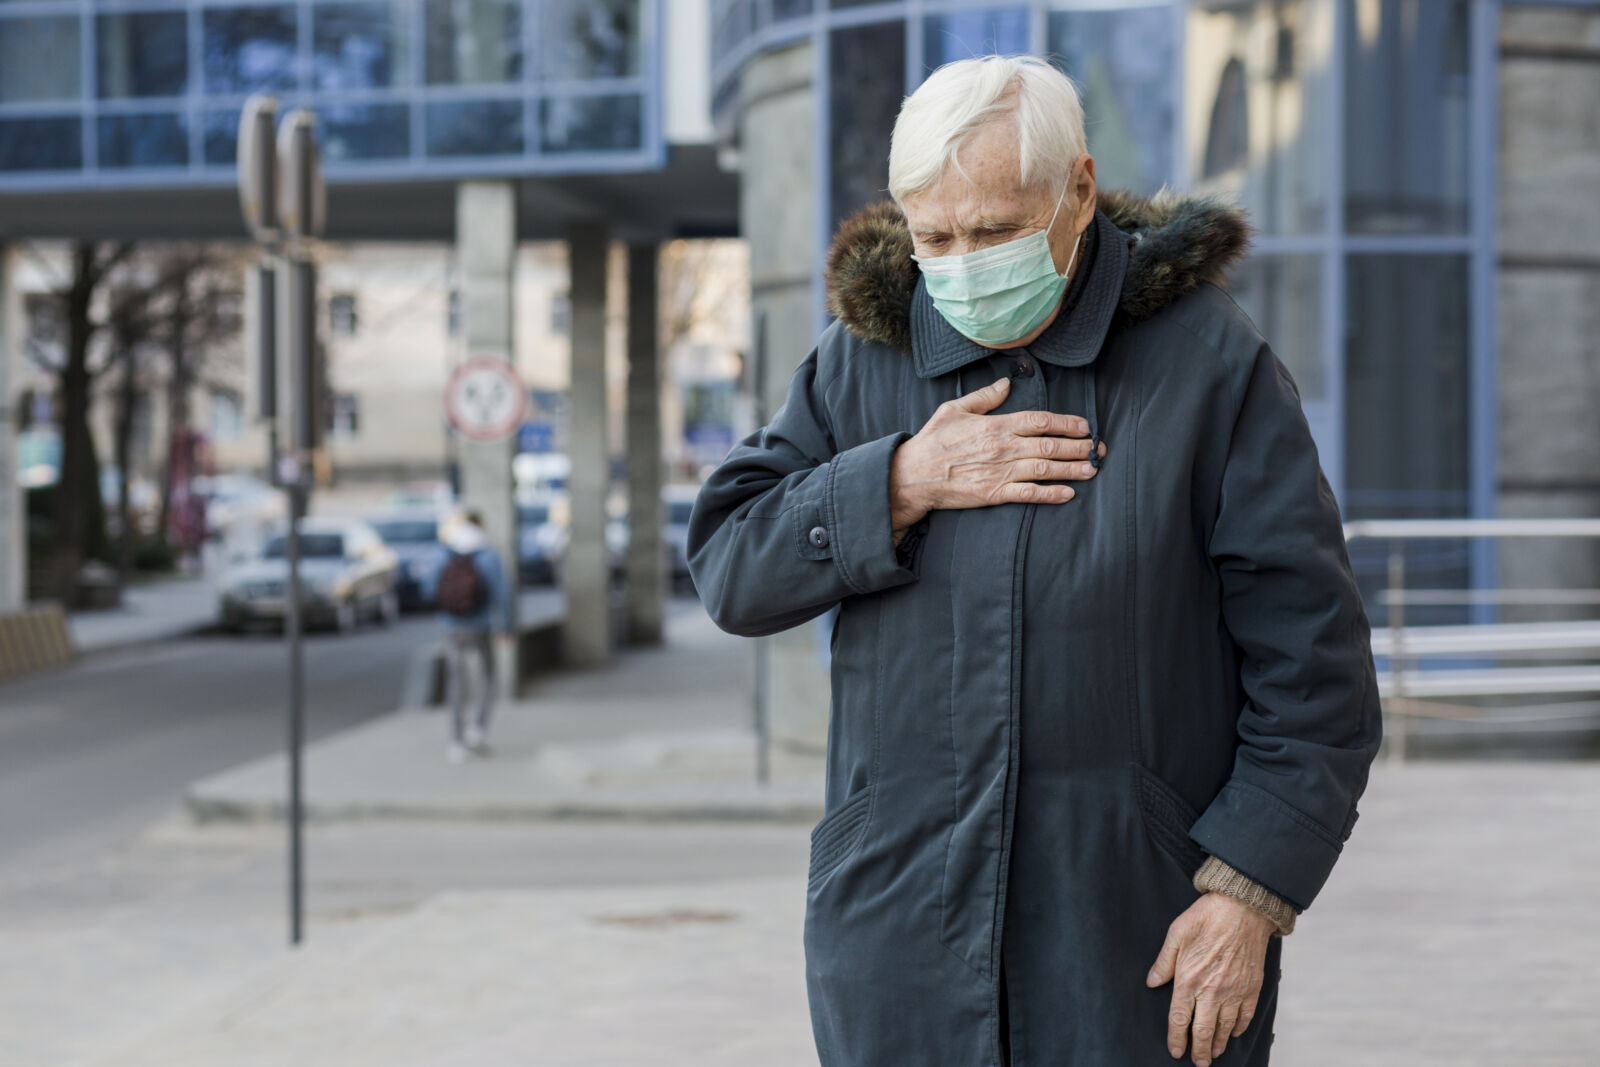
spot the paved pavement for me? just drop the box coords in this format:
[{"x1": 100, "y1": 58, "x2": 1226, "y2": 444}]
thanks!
[
  {"x1": 188, "y1": 606, "x2": 827, "y2": 824},
  {"x1": 0, "y1": 615, "x2": 440, "y2": 877},
  {"x1": 67, "y1": 573, "x2": 218, "y2": 654},
  {"x1": 51, "y1": 760, "x2": 1600, "y2": 1067}
]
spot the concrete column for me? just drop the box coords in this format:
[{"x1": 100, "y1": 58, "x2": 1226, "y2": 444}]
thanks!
[
  {"x1": 738, "y1": 43, "x2": 829, "y2": 752},
  {"x1": 0, "y1": 245, "x2": 22, "y2": 612},
  {"x1": 564, "y1": 222, "x2": 611, "y2": 667},
  {"x1": 624, "y1": 243, "x2": 664, "y2": 645},
  {"x1": 455, "y1": 182, "x2": 520, "y2": 695},
  {"x1": 1496, "y1": 10, "x2": 1600, "y2": 614}
]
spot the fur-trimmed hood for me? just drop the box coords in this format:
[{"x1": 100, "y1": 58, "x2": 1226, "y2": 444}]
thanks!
[{"x1": 824, "y1": 190, "x2": 1251, "y2": 353}]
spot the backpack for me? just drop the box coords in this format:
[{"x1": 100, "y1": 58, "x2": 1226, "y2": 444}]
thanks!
[{"x1": 437, "y1": 551, "x2": 488, "y2": 617}]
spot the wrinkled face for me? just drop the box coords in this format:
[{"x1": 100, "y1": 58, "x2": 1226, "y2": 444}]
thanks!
[{"x1": 901, "y1": 118, "x2": 1097, "y2": 348}]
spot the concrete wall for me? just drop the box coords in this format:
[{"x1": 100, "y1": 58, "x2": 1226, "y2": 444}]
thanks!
[
  {"x1": 1496, "y1": 7, "x2": 1600, "y2": 606},
  {"x1": 737, "y1": 42, "x2": 832, "y2": 753}
]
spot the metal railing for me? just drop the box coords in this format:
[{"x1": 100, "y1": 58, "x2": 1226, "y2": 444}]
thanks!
[{"x1": 1343, "y1": 519, "x2": 1600, "y2": 759}]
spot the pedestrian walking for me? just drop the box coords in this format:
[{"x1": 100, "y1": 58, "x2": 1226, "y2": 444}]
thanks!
[
  {"x1": 688, "y1": 56, "x2": 1381, "y2": 1067},
  {"x1": 430, "y1": 511, "x2": 512, "y2": 764}
]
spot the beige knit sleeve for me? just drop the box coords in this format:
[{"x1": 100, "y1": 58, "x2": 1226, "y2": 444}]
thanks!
[{"x1": 1193, "y1": 855, "x2": 1297, "y2": 936}]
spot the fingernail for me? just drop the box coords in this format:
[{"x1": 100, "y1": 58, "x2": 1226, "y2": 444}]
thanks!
[
  {"x1": 1062, "y1": 487, "x2": 1075, "y2": 500},
  {"x1": 995, "y1": 377, "x2": 1010, "y2": 389},
  {"x1": 1145, "y1": 971, "x2": 1158, "y2": 986}
]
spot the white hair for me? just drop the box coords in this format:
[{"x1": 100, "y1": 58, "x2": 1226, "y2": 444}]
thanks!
[{"x1": 887, "y1": 55, "x2": 1087, "y2": 206}]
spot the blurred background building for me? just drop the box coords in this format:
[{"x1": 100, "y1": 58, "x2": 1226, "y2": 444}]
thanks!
[
  {"x1": 0, "y1": 0, "x2": 747, "y2": 669},
  {"x1": 1, "y1": 0, "x2": 1597, "y2": 739}
]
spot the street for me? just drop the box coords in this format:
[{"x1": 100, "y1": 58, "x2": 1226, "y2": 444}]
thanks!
[
  {"x1": 0, "y1": 600, "x2": 813, "y2": 1065},
  {"x1": 0, "y1": 615, "x2": 436, "y2": 875}
]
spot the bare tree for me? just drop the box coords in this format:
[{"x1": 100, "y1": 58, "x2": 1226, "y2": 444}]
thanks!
[
  {"x1": 23, "y1": 241, "x2": 134, "y2": 603},
  {"x1": 141, "y1": 244, "x2": 245, "y2": 548},
  {"x1": 658, "y1": 240, "x2": 748, "y2": 353}
]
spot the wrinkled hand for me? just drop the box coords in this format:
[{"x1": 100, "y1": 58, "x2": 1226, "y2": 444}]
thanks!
[
  {"x1": 1146, "y1": 893, "x2": 1274, "y2": 1067},
  {"x1": 888, "y1": 377, "x2": 1106, "y2": 533}
]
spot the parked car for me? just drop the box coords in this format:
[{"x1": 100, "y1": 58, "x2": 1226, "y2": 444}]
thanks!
[
  {"x1": 602, "y1": 485, "x2": 701, "y2": 594},
  {"x1": 662, "y1": 484, "x2": 699, "y2": 594},
  {"x1": 369, "y1": 512, "x2": 447, "y2": 610},
  {"x1": 387, "y1": 481, "x2": 455, "y2": 513},
  {"x1": 195, "y1": 472, "x2": 285, "y2": 546},
  {"x1": 218, "y1": 517, "x2": 399, "y2": 633},
  {"x1": 517, "y1": 493, "x2": 569, "y2": 585}
]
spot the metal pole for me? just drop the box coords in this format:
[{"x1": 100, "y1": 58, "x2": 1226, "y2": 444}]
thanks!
[
  {"x1": 1387, "y1": 543, "x2": 1409, "y2": 762},
  {"x1": 752, "y1": 312, "x2": 770, "y2": 786},
  {"x1": 285, "y1": 483, "x2": 305, "y2": 945}
]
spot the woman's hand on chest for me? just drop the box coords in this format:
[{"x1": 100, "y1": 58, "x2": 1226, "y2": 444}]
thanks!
[{"x1": 888, "y1": 376, "x2": 1107, "y2": 534}]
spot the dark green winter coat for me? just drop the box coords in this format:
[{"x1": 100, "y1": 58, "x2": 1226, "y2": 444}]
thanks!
[{"x1": 688, "y1": 191, "x2": 1382, "y2": 1066}]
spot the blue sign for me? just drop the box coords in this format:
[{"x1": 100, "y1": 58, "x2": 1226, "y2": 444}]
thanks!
[{"x1": 517, "y1": 421, "x2": 556, "y2": 454}]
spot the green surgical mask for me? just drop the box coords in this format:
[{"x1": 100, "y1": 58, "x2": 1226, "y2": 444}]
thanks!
[{"x1": 912, "y1": 185, "x2": 1081, "y2": 347}]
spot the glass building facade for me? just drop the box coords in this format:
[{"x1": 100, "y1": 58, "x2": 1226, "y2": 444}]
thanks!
[
  {"x1": 0, "y1": 0, "x2": 662, "y2": 185},
  {"x1": 712, "y1": 0, "x2": 1509, "y2": 605}
]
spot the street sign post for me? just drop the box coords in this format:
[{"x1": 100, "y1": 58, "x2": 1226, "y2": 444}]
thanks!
[
  {"x1": 445, "y1": 355, "x2": 527, "y2": 441},
  {"x1": 238, "y1": 100, "x2": 322, "y2": 948}
]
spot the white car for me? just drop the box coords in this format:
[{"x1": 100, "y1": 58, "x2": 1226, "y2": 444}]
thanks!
[
  {"x1": 219, "y1": 517, "x2": 400, "y2": 633},
  {"x1": 196, "y1": 472, "x2": 286, "y2": 546}
]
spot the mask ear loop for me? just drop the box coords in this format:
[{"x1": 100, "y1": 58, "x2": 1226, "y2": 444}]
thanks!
[{"x1": 1045, "y1": 183, "x2": 1083, "y2": 281}]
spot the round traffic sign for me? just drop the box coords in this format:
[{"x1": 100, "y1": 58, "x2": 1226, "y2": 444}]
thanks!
[{"x1": 445, "y1": 356, "x2": 527, "y2": 441}]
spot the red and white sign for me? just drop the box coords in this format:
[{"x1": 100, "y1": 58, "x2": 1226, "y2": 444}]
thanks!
[{"x1": 445, "y1": 356, "x2": 527, "y2": 441}]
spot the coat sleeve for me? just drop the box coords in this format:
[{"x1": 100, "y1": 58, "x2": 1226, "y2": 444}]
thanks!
[
  {"x1": 688, "y1": 347, "x2": 922, "y2": 637},
  {"x1": 1187, "y1": 343, "x2": 1383, "y2": 913}
]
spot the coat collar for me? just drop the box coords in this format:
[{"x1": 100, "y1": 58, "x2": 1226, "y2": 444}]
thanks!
[
  {"x1": 825, "y1": 189, "x2": 1253, "y2": 362},
  {"x1": 908, "y1": 208, "x2": 1126, "y2": 379}
]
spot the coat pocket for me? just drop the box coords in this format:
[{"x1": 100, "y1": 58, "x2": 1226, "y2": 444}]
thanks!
[
  {"x1": 808, "y1": 784, "x2": 873, "y2": 890},
  {"x1": 1131, "y1": 764, "x2": 1207, "y2": 877}
]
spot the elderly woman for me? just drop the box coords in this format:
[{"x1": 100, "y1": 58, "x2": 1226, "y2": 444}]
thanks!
[{"x1": 688, "y1": 56, "x2": 1380, "y2": 1067}]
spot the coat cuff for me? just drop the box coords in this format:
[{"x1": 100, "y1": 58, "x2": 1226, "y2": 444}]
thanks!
[
  {"x1": 1193, "y1": 855, "x2": 1297, "y2": 936},
  {"x1": 824, "y1": 432, "x2": 920, "y2": 594},
  {"x1": 1188, "y1": 778, "x2": 1343, "y2": 912}
]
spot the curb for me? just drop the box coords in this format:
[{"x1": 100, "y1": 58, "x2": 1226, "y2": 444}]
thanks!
[
  {"x1": 73, "y1": 620, "x2": 221, "y2": 658},
  {"x1": 185, "y1": 786, "x2": 825, "y2": 825}
]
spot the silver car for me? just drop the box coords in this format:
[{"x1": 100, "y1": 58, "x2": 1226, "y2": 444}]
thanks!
[{"x1": 219, "y1": 518, "x2": 400, "y2": 633}]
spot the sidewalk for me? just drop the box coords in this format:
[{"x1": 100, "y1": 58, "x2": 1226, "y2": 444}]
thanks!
[
  {"x1": 81, "y1": 760, "x2": 1600, "y2": 1067},
  {"x1": 68, "y1": 573, "x2": 218, "y2": 654},
  {"x1": 77, "y1": 877, "x2": 815, "y2": 1067},
  {"x1": 188, "y1": 606, "x2": 827, "y2": 824}
]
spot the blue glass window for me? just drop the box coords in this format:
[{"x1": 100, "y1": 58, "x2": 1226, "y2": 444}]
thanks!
[
  {"x1": 97, "y1": 112, "x2": 189, "y2": 168},
  {"x1": 1343, "y1": 0, "x2": 1471, "y2": 234},
  {"x1": 203, "y1": 108, "x2": 242, "y2": 166},
  {"x1": 0, "y1": 16, "x2": 81, "y2": 104},
  {"x1": 543, "y1": 0, "x2": 638, "y2": 81},
  {"x1": 541, "y1": 94, "x2": 641, "y2": 152},
  {"x1": 1185, "y1": 0, "x2": 1330, "y2": 234},
  {"x1": 97, "y1": 12, "x2": 189, "y2": 99},
  {"x1": 1048, "y1": 7, "x2": 1174, "y2": 196},
  {"x1": 424, "y1": 0, "x2": 522, "y2": 85},
  {"x1": 1229, "y1": 254, "x2": 1324, "y2": 402},
  {"x1": 204, "y1": 6, "x2": 300, "y2": 94},
  {"x1": 923, "y1": 9, "x2": 1028, "y2": 70},
  {"x1": 314, "y1": 2, "x2": 409, "y2": 91},
  {"x1": 0, "y1": 117, "x2": 82, "y2": 171},
  {"x1": 425, "y1": 99, "x2": 523, "y2": 156},
  {"x1": 830, "y1": 21, "x2": 903, "y2": 229},
  {"x1": 711, "y1": 0, "x2": 753, "y2": 67},
  {"x1": 320, "y1": 103, "x2": 410, "y2": 161},
  {"x1": 1344, "y1": 254, "x2": 1470, "y2": 521}
]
